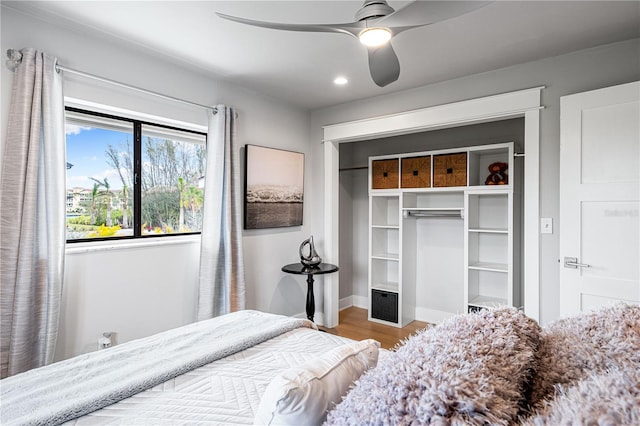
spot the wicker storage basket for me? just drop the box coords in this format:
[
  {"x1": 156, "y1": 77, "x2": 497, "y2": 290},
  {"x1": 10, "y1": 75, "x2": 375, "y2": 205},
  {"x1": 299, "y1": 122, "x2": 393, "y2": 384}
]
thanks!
[
  {"x1": 371, "y1": 159, "x2": 399, "y2": 189},
  {"x1": 401, "y1": 156, "x2": 431, "y2": 188},
  {"x1": 433, "y1": 153, "x2": 467, "y2": 187}
]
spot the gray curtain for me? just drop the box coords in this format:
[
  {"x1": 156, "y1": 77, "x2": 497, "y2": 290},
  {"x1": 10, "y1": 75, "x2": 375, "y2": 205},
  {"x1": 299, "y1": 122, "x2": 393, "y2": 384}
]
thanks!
[
  {"x1": 197, "y1": 106, "x2": 245, "y2": 320},
  {"x1": 0, "y1": 48, "x2": 66, "y2": 378}
]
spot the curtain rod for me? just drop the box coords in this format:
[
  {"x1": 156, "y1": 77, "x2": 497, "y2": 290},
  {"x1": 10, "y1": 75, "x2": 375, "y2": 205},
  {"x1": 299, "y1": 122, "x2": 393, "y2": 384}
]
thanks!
[{"x1": 6, "y1": 48, "x2": 218, "y2": 114}]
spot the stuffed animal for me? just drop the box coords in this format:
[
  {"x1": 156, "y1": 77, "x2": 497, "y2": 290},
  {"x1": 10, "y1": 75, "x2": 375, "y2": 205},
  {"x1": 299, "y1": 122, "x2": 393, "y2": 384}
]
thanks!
[{"x1": 485, "y1": 162, "x2": 509, "y2": 185}]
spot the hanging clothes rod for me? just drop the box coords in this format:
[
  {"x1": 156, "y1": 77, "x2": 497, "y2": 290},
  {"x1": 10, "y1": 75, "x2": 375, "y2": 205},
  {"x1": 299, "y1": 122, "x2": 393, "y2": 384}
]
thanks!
[
  {"x1": 339, "y1": 166, "x2": 368, "y2": 172},
  {"x1": 403, "y1": 209, "x2": 464, "y2": 219},
  {"x1": 6, "y1": 48, "x2": 218, "y2": 113}
]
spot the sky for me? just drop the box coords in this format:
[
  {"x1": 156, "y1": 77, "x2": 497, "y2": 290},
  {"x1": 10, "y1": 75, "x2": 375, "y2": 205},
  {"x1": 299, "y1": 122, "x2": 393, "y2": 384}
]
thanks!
[{"x1": 66, "y1": 124, "x2": 132, "y2": 191}]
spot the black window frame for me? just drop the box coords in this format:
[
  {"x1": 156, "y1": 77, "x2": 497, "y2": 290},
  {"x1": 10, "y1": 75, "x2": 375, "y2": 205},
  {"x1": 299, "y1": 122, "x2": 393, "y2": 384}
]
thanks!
[{"x1": 65, "y1": 106, "x2": 207, "y2": 243}]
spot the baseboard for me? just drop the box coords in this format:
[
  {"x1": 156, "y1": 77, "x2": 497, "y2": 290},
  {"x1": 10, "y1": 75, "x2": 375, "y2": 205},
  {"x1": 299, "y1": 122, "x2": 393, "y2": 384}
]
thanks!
[
  {"x1": 414, "y1": 307, "x2": 457, "y2": 324},
  {"x1": 352, "y1": 295, "x2": 368, "y2": 309},
  {"x1": 315, "y1": 297, "x2": 457, "y2": 325},
  {"x1": 327, "y1": 301, "x2": 456, "y2": 325},
  {"x1": 339, "y1": 295, "x2": 369, "y2": 311},
  {"x1": 339, "y1": 296, "x2": 353, "y2": 311}
]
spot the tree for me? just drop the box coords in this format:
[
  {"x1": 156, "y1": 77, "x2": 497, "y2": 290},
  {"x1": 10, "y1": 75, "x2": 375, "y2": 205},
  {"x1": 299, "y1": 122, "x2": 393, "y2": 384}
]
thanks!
[
  {"x1": 105, "y1": 140, "x2": 133, "y2": 187},
  {"x1": 184, "y1": 185, "x2": 204, "y2": 228},
  {"x1": 177, "y1": 177, "x2": 186, "y2": 231},
  {"x1": 90, "y1": 177, "x2": 112, "y2": 227},
  {"x1": 106, "y1": 141, "x2": 133, "y2": 229},
  {"x1": 89, "y1": 183, "x2": 99, "y2": 225},
  {"x1": 121, "y1": 184, "x2": 129, "y2": 228},
  {"x1": 141, "y1": 137, "x2": 206, "y2": 232}
]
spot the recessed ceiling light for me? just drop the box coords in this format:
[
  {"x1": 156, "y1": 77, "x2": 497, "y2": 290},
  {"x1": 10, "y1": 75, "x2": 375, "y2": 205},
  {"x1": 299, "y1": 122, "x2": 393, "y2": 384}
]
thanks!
[{"x1": 334, "y1": 76, "x2": 348, "y2": 85}]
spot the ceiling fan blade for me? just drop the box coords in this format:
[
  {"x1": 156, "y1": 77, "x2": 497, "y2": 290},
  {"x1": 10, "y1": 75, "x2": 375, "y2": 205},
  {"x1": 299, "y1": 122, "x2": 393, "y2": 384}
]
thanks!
[
  {"x1": 367, "y1": 43, "x2": 400, "y2": 87},
  {"x1": 378, "y1": 1, "x2": 491, "y2": 29},
  {"x1": 216, "y1": 12, "x2": 362, "y2": 38}
]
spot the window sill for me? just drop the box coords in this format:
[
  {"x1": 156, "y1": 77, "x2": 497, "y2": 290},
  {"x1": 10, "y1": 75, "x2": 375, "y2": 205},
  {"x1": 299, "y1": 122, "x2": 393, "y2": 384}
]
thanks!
[{"x1": 65, "y1": 235, "x2": 201, "y2": 255}]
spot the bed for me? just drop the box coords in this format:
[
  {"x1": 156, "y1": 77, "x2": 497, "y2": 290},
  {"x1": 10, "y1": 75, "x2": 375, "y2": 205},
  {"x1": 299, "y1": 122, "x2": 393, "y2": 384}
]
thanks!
[
  {"x1": 0, "y1": 310, "x2": 380, "y2": 426},
  {"x1": 8, "y1": 306, "x2": 635, "y2": 425}
]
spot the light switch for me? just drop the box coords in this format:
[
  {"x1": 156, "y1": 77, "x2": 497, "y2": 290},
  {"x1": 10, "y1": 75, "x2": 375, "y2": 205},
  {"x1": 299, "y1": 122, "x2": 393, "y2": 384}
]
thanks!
[{"x1": 541, "y1": 217, "x2": 553, "y2": 234}]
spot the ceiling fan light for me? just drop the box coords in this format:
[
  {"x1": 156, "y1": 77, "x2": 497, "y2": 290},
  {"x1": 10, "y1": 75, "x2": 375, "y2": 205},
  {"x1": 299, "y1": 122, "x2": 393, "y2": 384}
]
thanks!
[{"x1": 359, "y1": 27, "x2": 391, "y2": 47}]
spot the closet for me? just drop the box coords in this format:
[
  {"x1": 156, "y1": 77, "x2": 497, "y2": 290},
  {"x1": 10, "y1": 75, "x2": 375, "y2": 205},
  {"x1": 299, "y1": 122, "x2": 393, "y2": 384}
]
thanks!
[{"x1": 338, "y1": 119, "x2": 524, "y2": 327}]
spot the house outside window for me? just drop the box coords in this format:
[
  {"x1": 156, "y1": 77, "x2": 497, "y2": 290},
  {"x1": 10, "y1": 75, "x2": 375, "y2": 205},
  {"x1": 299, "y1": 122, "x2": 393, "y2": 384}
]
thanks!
[{"x1": 65, "y1": 108, "x2": 207, "y2": 242}]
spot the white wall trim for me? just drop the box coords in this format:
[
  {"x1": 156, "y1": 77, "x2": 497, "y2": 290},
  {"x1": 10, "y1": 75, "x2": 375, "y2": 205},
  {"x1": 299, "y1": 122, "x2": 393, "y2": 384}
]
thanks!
[
  {"x1": 323, "y1": 86, "x2": 543, "y2": 326},
  {"x1": 338, "y1": 295, "x2": 368, "y2": 310},
  {"x1": 339, "y1": 296, "x2": 353, "y2": 310},
  {"x1": 322, "y1": 87, "x2": 544, "y2": 143},
  {"x1": 323, "y1": 140, "x2": 340, "y2": 328},
  {"x1": 65, "y1": 97, "x2": 208, "y2": 133},
  {"x1": 523, "y1": 109, "x2": 541, "y2": 321},
  {"x1": 65, "y1": 235, "x2": 201, "y2": 255},
  {"x1": 415, "y1": 307, "x2": 457, "y2": 324},
  {"x1": 351, "y1": 295, "x2": 368, "y2": 309}
]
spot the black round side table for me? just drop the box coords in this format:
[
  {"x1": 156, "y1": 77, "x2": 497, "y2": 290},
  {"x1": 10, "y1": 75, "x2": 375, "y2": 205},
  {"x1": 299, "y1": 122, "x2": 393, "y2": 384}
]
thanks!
[{"x1": 281, "y1": 263, "x2": 339, "y2": 322}]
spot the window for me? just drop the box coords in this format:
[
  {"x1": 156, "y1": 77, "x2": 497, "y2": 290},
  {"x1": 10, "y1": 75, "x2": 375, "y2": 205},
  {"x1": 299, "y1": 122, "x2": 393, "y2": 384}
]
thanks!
[{"x1": 65, "y1": 108, "x2": 207, "y2": 242}]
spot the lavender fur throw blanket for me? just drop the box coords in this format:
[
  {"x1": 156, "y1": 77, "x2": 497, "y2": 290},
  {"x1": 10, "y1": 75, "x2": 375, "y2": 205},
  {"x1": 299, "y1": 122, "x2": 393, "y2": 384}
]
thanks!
[
  {"x1": 0, "y1": 310, "x2": 314, "y2": 426},
  {"x1": 326, "y1": 308, "x2": 541, "y2": 425},
  {"x1": 528, "y1": 303, "x2": 640, "y2": 410},
  {"x1": 525, "y1": 303, "x2": 640, "y2": 425},
  {"x1": 326, "y1": 304, "x2": 640, "y2": 426}
]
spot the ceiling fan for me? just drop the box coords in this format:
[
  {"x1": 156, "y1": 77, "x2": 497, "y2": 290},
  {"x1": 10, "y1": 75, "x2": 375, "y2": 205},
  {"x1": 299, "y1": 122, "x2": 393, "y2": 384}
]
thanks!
[{"x1": 216, "y1": 1, "x2": 490, "y2": 87}]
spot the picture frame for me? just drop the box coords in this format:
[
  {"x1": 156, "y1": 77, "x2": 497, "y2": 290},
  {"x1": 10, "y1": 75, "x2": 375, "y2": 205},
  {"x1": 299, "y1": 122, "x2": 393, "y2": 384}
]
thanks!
[{"x1": 244, "y1": 144, "x2": 304, "y2": 229}]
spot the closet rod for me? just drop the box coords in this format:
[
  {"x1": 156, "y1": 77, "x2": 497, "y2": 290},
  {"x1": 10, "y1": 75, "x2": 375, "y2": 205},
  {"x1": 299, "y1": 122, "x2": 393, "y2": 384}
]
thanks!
[
  {"x1": 403, "y1": 210, "x2": 463, "y2": 219},
  {"x1": 339, "y1": 166, "x2": 368, "y2": 172},
  {"x1": 6, "y1": 48, "x2": 219, "y2": 114}
]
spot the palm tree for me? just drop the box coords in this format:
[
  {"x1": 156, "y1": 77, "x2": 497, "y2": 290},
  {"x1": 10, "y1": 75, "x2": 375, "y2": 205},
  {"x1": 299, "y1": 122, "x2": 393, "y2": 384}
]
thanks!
[
  {"x1": 184, "y1": 185, "x2": 204, "y2": 229},
  {"x1": 90, "y1": 177, "x2": 112, "y2": 227},
  {"x1": 90, "y1": 183, "x2": 99, "y2": 225}
]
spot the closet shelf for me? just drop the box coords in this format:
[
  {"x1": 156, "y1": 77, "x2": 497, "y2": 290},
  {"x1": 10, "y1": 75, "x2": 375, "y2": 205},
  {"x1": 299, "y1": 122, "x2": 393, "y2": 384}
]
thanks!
[
  {"x1": 371, "y1": 253, "x2": 399, "y2": 261},
  {"x1": 468, "y1": 262, "x2": 508, "y2": 272},
  {"x1": 371, "y1": 282, "x2": 399, "y2": 293},
  {"x1": 371, "y1": 224, "x2": 400, "y2": 229},
  {"x1": 468, "y1": 295, "x2": 508, "y2": 308},
  {"x1": 468, "y1": 227, "x2": 508, "y2": 234}
]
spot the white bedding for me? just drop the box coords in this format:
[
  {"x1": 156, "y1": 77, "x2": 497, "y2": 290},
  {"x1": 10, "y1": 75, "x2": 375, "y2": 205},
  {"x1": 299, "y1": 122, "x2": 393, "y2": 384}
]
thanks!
[
  {"x1": 1, "y1": 311, "x2": 329, "y2": 425},
  {"x1": 67, "y1": 328, "x2": 355, "y2": 425}
]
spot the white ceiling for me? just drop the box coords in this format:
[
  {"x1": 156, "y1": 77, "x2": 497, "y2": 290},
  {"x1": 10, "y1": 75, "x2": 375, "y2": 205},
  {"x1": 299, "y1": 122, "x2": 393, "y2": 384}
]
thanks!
[{"x1": 5, "y1": 1, "x2": 640, "y2": 110}]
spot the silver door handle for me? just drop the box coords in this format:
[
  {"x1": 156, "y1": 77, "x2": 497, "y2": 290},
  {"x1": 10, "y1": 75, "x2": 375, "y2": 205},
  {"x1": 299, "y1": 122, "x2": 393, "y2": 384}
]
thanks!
[{"x1": 564, "y1": 257, "x2": 591, "y2": 269}]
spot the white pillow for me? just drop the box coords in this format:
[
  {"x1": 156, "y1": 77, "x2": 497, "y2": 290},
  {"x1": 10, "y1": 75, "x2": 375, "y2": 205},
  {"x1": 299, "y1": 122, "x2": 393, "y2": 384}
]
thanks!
[{"x1": 254, "y1": 339, "x2": 379, "y2": 426}]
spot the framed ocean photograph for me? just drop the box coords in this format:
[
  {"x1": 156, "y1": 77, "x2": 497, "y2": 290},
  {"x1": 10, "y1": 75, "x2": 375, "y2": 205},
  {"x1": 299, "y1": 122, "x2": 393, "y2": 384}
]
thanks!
[{"x1": 244, "y1": 145, "x2": 304, "y2": 229}]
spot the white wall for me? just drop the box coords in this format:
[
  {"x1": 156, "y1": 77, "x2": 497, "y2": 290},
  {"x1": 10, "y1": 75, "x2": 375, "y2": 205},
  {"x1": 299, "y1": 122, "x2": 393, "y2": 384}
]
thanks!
[
  {"x1": 1, "y1": 6, "x2": 316, "y2": 360},
  {"x1": 310, "y1": 38, "x2": 640, "y2": 325}
]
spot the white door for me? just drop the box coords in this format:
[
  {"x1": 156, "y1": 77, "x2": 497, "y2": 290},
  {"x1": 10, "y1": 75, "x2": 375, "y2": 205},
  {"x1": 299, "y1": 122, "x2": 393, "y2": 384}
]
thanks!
[{"x1": 559, "y1": 81, "x2": 639, "y2": 317}]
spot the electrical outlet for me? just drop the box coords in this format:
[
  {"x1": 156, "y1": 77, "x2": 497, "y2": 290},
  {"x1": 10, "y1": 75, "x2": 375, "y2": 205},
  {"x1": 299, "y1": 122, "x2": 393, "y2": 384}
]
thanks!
[{"x1": 541, "y1": 217, "x2": 553, "y2": 234}]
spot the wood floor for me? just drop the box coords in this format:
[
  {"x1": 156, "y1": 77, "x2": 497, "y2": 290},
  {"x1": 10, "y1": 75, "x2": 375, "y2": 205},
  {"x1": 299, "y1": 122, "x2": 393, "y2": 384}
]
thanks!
[{"x1": 319, "y1": 307, "x2": 430, "y2": 349}]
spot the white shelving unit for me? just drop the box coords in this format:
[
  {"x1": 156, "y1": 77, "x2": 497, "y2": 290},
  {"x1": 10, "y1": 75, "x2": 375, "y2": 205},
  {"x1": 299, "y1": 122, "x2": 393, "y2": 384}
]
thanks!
[
  {"x1": 369, "y1": 194, "x2": 403, "y2": 324},
  {"x1": 465, "y1": 190, "x2": 513, "y2": 312},
  {"x1": 368, "y1": 142, "x2": 518, "y2": 326}
]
